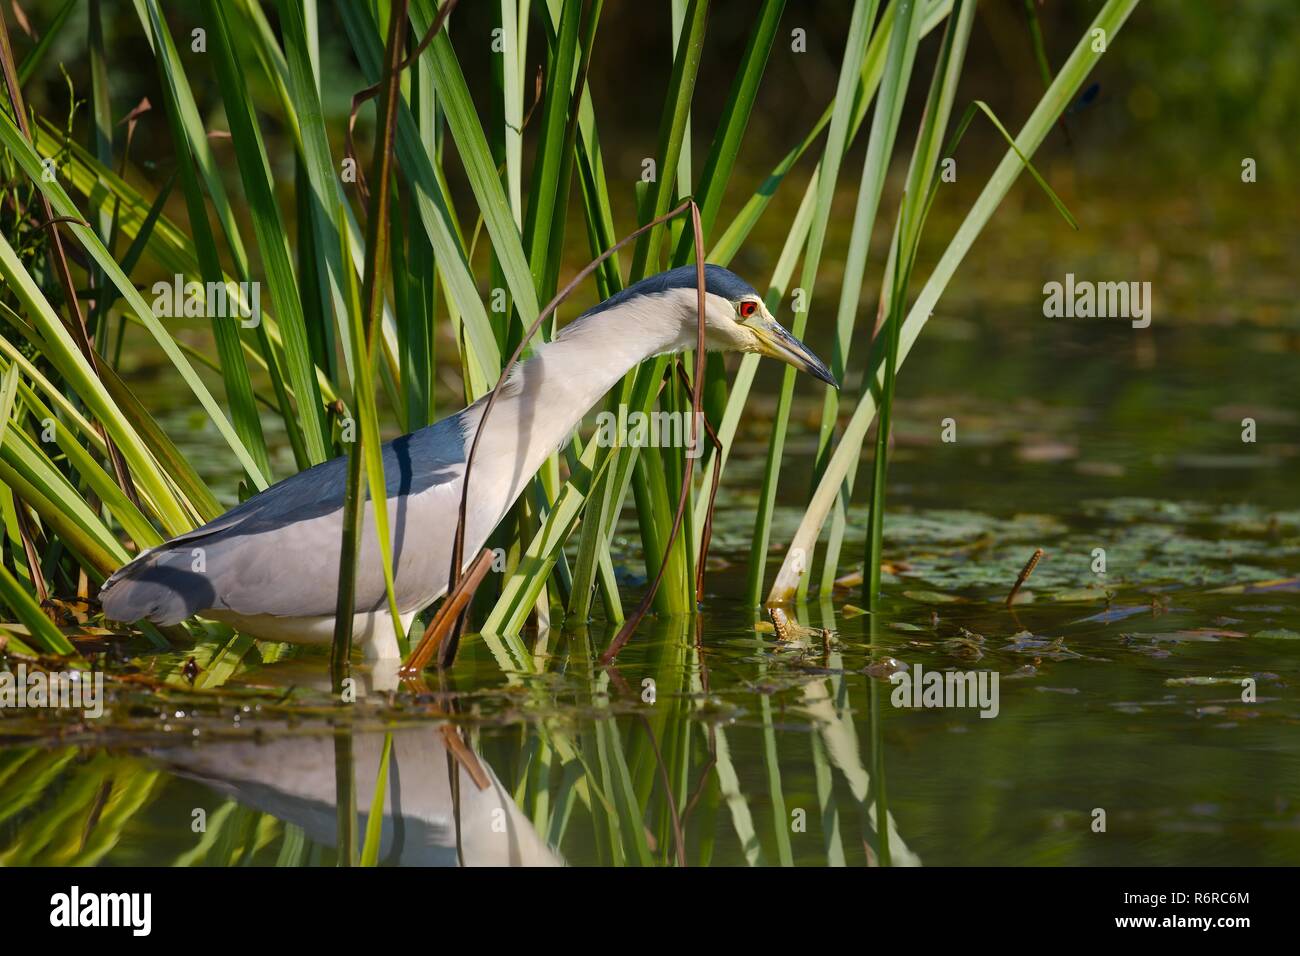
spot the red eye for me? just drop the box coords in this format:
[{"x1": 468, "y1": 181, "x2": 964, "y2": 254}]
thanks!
[{"x1": 739, "y1": 300, "x2": 757, "y2": 318}]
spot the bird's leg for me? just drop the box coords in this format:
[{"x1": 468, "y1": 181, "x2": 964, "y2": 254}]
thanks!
[
  {"x1": 675, "y1": 360, "x2": 723, "y2": 605},
  {"x1": 400, "y1": 547, "x2": 495, "y2": 675},
  {"x1": 364, "y1": 619, "x2": 405, "y2": 663}
]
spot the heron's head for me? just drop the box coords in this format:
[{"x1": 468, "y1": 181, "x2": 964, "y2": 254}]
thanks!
[
  {"x1": 667, "y1": 264, "x2": 838, "y2": 387},
  {"x1": 703, "y1": 287, "x2": 837, "y2": 387},
  {"x1": 569, "y1": 264, "x2": 837, "y2": 387}
]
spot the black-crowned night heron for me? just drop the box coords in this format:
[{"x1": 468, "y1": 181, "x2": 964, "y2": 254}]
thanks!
[{"x1": 100, "y1": 265, "x2": 835, "y2": 659}]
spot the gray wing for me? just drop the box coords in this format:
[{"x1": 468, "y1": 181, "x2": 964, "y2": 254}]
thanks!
[{"x1": 100, "y1": 416, "x2": 469, "y2": 624}]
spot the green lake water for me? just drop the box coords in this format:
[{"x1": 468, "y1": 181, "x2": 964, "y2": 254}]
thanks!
[{"x1": 1, "y1": 178, "x2": 1297, "y2": 867}]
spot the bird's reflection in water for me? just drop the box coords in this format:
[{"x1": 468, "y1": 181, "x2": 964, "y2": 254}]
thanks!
[{"x1": 153, "y1": 664, "x2": 561, "y2": 866}]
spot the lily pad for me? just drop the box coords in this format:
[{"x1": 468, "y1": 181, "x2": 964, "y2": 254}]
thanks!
[{"x1": 903, "y1": 590, "x2": 965, "y2": 604}]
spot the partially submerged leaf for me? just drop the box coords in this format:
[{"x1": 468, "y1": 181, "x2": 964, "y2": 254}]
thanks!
[
  {"x1": 1165, "y1": 676, "x2": 1247, "y2": 687},
  {"x1": 903, "y1": 589, "x2": 965, "y2": 604}
]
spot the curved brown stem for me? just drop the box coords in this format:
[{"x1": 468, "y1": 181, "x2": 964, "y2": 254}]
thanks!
[
  {"x1": 345, "y1": 0, "x2": 460, "y2": 203},
  {"x1": 675, "y1": 360, "x2": 722, "y2": 605}
]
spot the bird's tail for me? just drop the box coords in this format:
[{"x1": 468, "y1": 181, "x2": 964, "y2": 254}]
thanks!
[{"x1": 99, "y1": 546, "x2": 215, "y2": 627}]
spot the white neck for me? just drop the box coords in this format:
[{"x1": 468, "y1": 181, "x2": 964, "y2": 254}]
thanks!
[{"x1": 462, "y1": 289, "x2": 699, "y2": 528}]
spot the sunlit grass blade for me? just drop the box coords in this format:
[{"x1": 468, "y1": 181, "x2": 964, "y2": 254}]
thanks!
[
  {"x1": 674, "y1": 0, "x2": 785, "y2": 258},
  {"x1": 566, "y1": 453, "x2": 618, "y2": 623},
  {"x1": 709, "y1": 0, "x2": 953, "y2": 266},
  {"x1": 143, "y1": 14, "x2": 271, "y2": 482},
  {"x1": 2, "y1": 358, "x2": 159, "y2": 550},
  {"x1": 745, "y1": 0, "x2": 880, "y2": 606},
  {"x1": 0, "y1": 289, "x2": 216, "y2": 527},
  {"x1": 0, "y1": 219, "x2": 195, "y2": 534},
  {"x1": 134, "y1": 1, "x2": 306, "y2": 471},
  {"x1": 331, "y1": 0, "x2": 411, "y2": 670},
  {"x1": 101, "y1": 170, "x2": 176, "y2": 347},
  {"x1": 0, "y1": 420, "x2": 131, "y2": 574},
  {"x1": 131, "y1": 0, "x2": 251, "y2": 275},
  {"x1": 499, "y1": 0, "x2": 526, "y2": 227},
  {"x1": 359, "y1": 733, "x2": 394, "y2": 866},
  {"x1": 200, "y1": 0, "x2": 329, "y2": 466},
  {"x1": 610, "y1": 1, "x2": 710, "y2": 614},
  {"x1": 0, "y1": 361, "x2": 17, "y2": 443},
  {"x1": 276, "y1": 0, "x2": 361, "y2": 392},
  {"x1": 95, "y1": 361, "x2": 222, "y2": 522},
  {"x1": 863, "y1": 211, "x2": 912, "y2": 605},
  {"x1": 816, "y1": 0, "x2": 976, "y2": 594},
  {"x1": 337, "y1": 0, "x2": 501, "y2": 387},
  {"x1": 628, "y1": 0, "x2": 706, "y2": 280},
  {"x1": 413, "y1": 0, "x2": 539, "y2": 322},
  {"x1": 810, "y1": 0, "x2": 924, "y2": 492},
  {"x1": 337, "y1": 196, "x2": 405, "y2": 651},
  {"x1": 0, "y1": 561, "x2": 75, "y2": 656},
  {"x1": 521, "y1": 0, "x2": 583, "y2": 300},
  {"x1": 32, "y1": 118, "x2": 343, "y2": 415},
  {"x1": 945, "y1": 99, "x2": 1079, "y2": 230},
  {"x1": 692, "y1": 171, "x2": 817, "y2": 547},
  {"x1": 484, "y1": 438, "x2": 608, "y2": 637},
  {"x1": 670, "y1": 0, "x2": 784, "y2": 431}
]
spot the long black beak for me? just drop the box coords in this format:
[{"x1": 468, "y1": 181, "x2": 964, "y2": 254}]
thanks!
[{"x1": 764, "y1": 321, "x2": 839, "y2": 388}]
